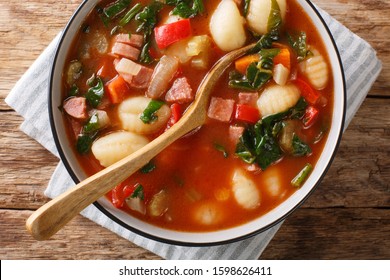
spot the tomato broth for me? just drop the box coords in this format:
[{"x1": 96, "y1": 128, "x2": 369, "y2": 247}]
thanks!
[{"x1": 62, "y1": 0, "x2": 333, "y2": 232}]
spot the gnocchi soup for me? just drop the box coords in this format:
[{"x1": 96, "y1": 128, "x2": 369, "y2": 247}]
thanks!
[{"x1": 61, "y1": 0, "x2": 333, "y2": 232}]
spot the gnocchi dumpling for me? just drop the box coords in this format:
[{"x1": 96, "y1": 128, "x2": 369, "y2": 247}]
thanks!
[
  {"x1": 118, "y1": 96, "x2": 171, "y2": 135},
  {"x1": 91, "y1": 131, "x2": 149, "y2": 167},
  {"x1": 257, "y1": 84, "x2": 301, "y2": 117},
  {"x1": 299, "y1": 48, "x2": 329, "y2": 90},
  {"x1": 209, "y1": 0, "x2": 247, "y2": 51},
  {"x1": 247, "y1": 0, "x2": 287, "y2": 35},
  {"x1": 232, "y1": 169, "x2": 261, "y2": 209},
  {"x1": 193, "y1": 201, "x2": 225, "y2": 225},
  {"x1": 261, "y1": 166, "x2": 284, "y2": 198}
]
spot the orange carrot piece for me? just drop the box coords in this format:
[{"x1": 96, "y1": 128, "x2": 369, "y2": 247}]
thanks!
[
  {"x1": 273, "y1": 47, "x2": 291, "y2": 70},
  {"x1": 106, "y1": 75, "x2": 130, "y2": 104},
  {"x1": 234, "y1": 54, "x2": 260, "y2": 75}
]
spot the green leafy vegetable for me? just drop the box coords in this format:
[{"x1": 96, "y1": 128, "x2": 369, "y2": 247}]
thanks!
[
  {"x1": 268, "y1": 0, "x2": 282, "y2": 40},
  {"x1": 243, "y1": 0, "x2": 251, "y2": 16},
  {"x1": 287, "y1": 31, "x2": 311, "y2": 62},
  {"x1": 235, "y1": 98, "x2": 309, "y2": 170},
  {"x1": 119, "y1": 3, "x2": 142, "y2": 26},
  {"x1": 104, "y1": 0, "x2": 131, "y2": 19},
  {"x1": 68, "y1": 85, "x2": 79, "y2": 97},
  {"x1": 214, "y1": 143, "x2": 229, "y2": 158},
  {"x1": 131, "y1": 184, "x2": 145, "y2": 200},
  {"x1": 229, "y1": 48, "x2": 280, "y2": 91},
  {"x1": 85, "y1": 77, "x2": 104, "y2": 108},
  {"x1": 166, "y1": 0, "x2": 204, "y2": 18},
  {"x1": 140, "y1": 161, "x2": 156, "y2": 174},
  {"x1": 135, "y1": 1, "x2": 163, "y2": 63},
  {"x1": 291, "y1": 163, "x2": 313, "y2": 187},
  {"x1": 76, "y1": 134, "x2": 96, "y2": 154},
  {"x1": 83, "y1": 113, "x2": 100, "y2": 134},
  {"x1": 140, "y1": 100, "x2": 165, "y2": 124},
  {"x1": 292, "y1": 134, "x2": 312, "y2": 156}
]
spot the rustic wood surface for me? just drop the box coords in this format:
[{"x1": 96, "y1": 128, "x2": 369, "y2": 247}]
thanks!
[{"x1": 0, "y1": 0, "x2": 389, "y2": 260}]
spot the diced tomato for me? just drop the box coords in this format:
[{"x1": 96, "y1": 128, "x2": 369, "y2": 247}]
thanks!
[
  {"x1": 106, "y1": 75, "x2": 131, "y2": 104},
  {"x1": 303, "y1": 106, "x2": 320, "y2": 128},
  {"x1": 154, "y1": 19, "x2": 192, "y2": 49},
  {"x1": 111, "y1": 185, "x2": 125, "y2": 208},
  {"x1": 234, "y1": 104, "x2": 260, "y2": 124},
  {"x1": 294, "y1": 78, "x2": 321, "y2": 105}
]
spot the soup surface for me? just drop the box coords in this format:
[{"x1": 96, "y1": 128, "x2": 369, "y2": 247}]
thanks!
[{"x1": 62, "y1": 0, "x2": 333, "y2": 232}]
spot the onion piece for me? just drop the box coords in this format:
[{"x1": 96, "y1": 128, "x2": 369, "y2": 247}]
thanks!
[
  {"x1": 115, "y1": 58, "x2": 142, "y2": 76},
  {"x1": 146, "y1": 55, "x2": 179, "y2": 99}
]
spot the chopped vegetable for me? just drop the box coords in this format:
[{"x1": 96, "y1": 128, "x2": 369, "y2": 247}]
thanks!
[
  {"x1": 234, "y1": 54, "x2": 260, "y2": 75},
  {"x1": 291, "y1": 163, "x2": 313, "y2": 187},
  {"x1": 292, "y1": 134, "x2": 312, "y2": 156},
  {"x1": 140, "y1": 161, "x2": 156, "y2": 174},
  {"x1": 83, "y1": 113, "x2": 100, "y2": 134},
  {"x1": 273, "y1": 63, "x2": 289, "y2": 85},
  {"x1": 243, "y1": 0, "x2": 250, "y2": 16},
  {"x1": 140, "y1": 100, "x2": 165, "y2": 124},
  {"x1": 68, "y1": 85, "x2": 79, "y2": 97},
  {"x1": 106, "y1": 75, "x2": 130, "y2": 104},
  {"x1": 235, "y1": 104, "x2": 260, "y2": 124},
  {"x1": 166, "y1": 103, "x2": 182, "y2": 129},
  {"x1": 146, "y1": 55, "x2": 179, "y2": 98},
  {"x1": 273, "y1": 46, "x2": 291, "y2": 69},
  {"x1": 268, "y1": 0, "x2": 282, "y2": 40},
  {"x1": 287, "y1": 31, "x2": 311, "y2": 62},
  {"x1": 136, "y1": 1, "x2": 163, "y2": 63},
  {"x1": 76, "y1": 133, "x2": 96, "y2": 154},
  {"x1": 294, "y1": 78, "x2": 320, "y2": 105},
  {"x1": 303, "y1": 106, "x2": 319, "y2": 128},
  {"x1": 166, "y1": 0, "x2": 205, "y2": 18},
  {"x1": 154, "y1": 19, "x2": 192, "y2": 49},
  {"x1": 131, "y1": 184, "x2": 145, "y2": 200},
  {"x1": 85, "y1": 76, "x2": 105, "y2": 108},
  {"x1": 119, "y1": 3, "x2": 142, "y2": 27},
  {"x1": 115, "y1": 58, "x2": 142, "y2": 76},
  {"x1": 148, "y1": 190, "x2": 168, "y2": 216},
  {"x1": 66, "y1": 60, "x2": 82, "y2": 86},
  {"x1": 214, "y1": 143, "x2": 229, "y2": 158}
]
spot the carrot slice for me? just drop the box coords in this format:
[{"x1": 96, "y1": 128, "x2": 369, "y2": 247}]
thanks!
[
  {"x1": 273, "y1": 47, "x2": 291, "y2": 70},
  {"x1": 106, "y1": 75, "x2": 131, "y2": 104},
  {"x1": 234, "y1": 54, "x2": 260, "y2": 75}
]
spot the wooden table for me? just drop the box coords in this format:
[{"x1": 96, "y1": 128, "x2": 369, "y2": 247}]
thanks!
[{"x1": 1, "y1": 0, "x2": 389, "y2": 260}]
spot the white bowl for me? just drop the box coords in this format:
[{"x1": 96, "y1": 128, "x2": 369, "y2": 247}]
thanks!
[{"x1": 49, "y1": 0, "x2": 346, "y2": 246}]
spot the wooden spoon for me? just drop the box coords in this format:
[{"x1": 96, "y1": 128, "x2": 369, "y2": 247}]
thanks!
[{"x1": 26, "y1": 43, "x2": 255, "y2": 240}]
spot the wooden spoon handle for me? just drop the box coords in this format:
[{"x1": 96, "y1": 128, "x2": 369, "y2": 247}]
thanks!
[{"x1": 25, "y1": 117, "x2": 198, "y2": 241}]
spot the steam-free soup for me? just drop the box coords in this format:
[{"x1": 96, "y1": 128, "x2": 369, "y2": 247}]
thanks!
[{"x1": 61, "y1": 0, "x2": 333, "y2": 231}]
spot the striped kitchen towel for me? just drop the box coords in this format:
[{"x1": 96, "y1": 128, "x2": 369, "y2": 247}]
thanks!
[{"x1": 5, "y1": 6, "x2": 381, "y2": 259}]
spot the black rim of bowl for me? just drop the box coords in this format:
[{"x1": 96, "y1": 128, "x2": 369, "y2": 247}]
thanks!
[{"x1": 48, "y1": 0, "x2": 347, "y2": 247}]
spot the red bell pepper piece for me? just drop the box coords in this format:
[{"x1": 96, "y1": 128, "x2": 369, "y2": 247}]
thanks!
[
  {"x1": 294, "y1": 78, "x2": 320, "y2": 105},
  {"x1": 303, "y1": 106, "x2": 319, "y2": 128},
  {"x1": 166, "y1": 103, "x2": 182, "y2": 130},
  {"x1": 235, "y1": 104, "x2": 260, "y2": 124},
  {"x1": 154, "y1": 19, "x2": 192, "y2": 49}
]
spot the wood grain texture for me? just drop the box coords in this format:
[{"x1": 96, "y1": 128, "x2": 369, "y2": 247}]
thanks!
[{"x1": 0, "y1": 0, "x2": 389, "y2": 260}]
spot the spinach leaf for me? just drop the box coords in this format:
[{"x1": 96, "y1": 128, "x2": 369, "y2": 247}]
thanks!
[
  {"x1": 68, "y1": 85, "x2": 79, "y2": 97},
  {"x1": 119, "y1": 3, "x2": 142, "y2": 27},
  {"x1": 140, "y1": 100, "x2": 165, "y2": 124},
  {"x1": 85, "y1": 77, "x2": 104, "y2": 108},
  {"x1": 104, "y1": 0, "x2": 131, "y2": 19},
  {"x1": 243, "y1": 0, "x2": 251, "y2": 16},
  {"x1": 166, "y1": 0, "x2": 204, "y2": 18},
  {"x1": 292, "y1": 134, "x2": 312, "y2": 156},
  {"x1": 268, "y1": 0, "x2": 282, "y2": 40},
  {"x1": 76, "y1": 133, "x2": 96, "y2": 154},
  {"x1": 229, "y1": 48, "x2": 279, "y2": 91},
  {"x1": 214, "y1": 143, "x2": 229, "y2": 158},
  {"x1": 287, "y1": 31, "x2": 311, "y2": 62},
  {"x1": 140, "y1": 161, "x2": 156, "y2": 174},
  {"x1": 136, "y1": 1, "x2": 163, "y2": 64},
  {"x1": 83, "y1": 113, "x2": 100, "y2": 134},
  {"x1": 131, "y1": 184, "x2": 145, "y2": 200}
]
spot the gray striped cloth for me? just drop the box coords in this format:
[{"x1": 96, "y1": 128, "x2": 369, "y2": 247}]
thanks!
[{"x1": 5, "y1": 7, "x2": 381, "y2": 260}]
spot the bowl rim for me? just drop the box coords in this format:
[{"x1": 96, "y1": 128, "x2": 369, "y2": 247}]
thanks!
[{"x1": 48, "y1": 0, "x2": 346, "y2": 247}]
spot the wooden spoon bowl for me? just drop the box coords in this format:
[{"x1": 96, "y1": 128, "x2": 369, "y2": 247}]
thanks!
[{"x1": 26, "y1": 43, "x2": 255, "y2": 241}]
